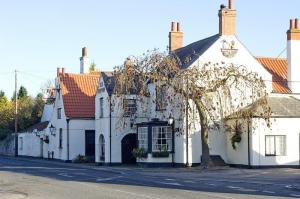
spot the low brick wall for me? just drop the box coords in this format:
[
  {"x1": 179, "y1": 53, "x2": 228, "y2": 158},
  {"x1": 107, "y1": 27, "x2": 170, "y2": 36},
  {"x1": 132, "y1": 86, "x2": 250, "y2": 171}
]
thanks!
[{"x1": 0, "y1": 134, "x2": 15, "y2": 156}]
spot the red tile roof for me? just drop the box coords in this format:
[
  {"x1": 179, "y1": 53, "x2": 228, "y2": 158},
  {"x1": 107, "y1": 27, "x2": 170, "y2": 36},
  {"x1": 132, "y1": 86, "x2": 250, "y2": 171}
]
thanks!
[
  {"x1": 256, "y1": 57, "x2": 290, "y2": 93},
  {"x1": 59, "y1": 72, "x2": 100, "y2": 118}
]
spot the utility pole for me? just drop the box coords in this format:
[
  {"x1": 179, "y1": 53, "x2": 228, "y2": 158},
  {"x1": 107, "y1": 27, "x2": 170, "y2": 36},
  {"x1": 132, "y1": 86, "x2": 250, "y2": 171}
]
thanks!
[{"x1": 14, "y1": 70, "x2": 18, "y2": 157}]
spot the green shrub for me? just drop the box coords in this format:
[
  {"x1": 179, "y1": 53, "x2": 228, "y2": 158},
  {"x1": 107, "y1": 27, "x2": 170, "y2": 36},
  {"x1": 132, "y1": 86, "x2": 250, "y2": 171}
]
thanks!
[
  {"x1": 72, "y1": 154, "x2": 91, "y2": 163},
  {"x1": 132, "y1": 148, "x2": 147, "y2": 159}
]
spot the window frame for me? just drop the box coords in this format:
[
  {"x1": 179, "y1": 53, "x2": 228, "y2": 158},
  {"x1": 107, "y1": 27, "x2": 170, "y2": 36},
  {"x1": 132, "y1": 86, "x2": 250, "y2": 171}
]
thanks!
[
  {"x1": 265, "y1": 135, "x2": 286, "y2": 156},
  {"x1": 152, "y1": 126, "x2": 172, "y2": 152},
  {"x1": 59, "y1": 128, "x2": 63, "y2": 149},
  {"x1": 99, "y1": 97, "x2": 104, "y2": 118},
  {"x1": 19, "y1": 137, "x2": 23, "y2": 150},
  {"x1": 137, "y1": 126, "x2": 148, "y2": 151},
  {"x1": 57, "y1": 108, "x2": 62, "y2": 119},
  {"x1": 123, "y1": 99, "x2": 137, "y2": 117}
]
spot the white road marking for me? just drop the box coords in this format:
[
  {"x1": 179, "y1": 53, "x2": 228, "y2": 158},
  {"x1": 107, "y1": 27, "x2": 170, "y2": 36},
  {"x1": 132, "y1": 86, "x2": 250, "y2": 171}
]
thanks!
[
  {"x1": 227, "y1": 186, "x2": 242, "y2": 189},
  {"x1": 164, "y1": 178, "x2": 175, "y2": 181},
  {"x1": 262, "y1": 190, "x2": 275, "y2": 194},
  {"x1": 96, "y1": 176, "x2": 123, "y2": 182},
  {"x1": 184, "y1": 180, "x2": 196, "y2": 183},
  {"x1": 57, "y1": 173, "x2": 73, "y2": 178},
  {"x1": 290, "y1": 194, "x2": 300, "y2": 197},
  {"x1": 159, "y1": 182, "x2": 182, "y2": 186},
  {"x1": 206, "y1": 183, "x2": 216, "y2": 186}
]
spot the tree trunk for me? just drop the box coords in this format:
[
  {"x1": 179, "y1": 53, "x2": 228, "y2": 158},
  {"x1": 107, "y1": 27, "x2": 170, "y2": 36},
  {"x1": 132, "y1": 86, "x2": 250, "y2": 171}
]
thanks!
[{"x1": 195, "y1": 99, "x2": 213, "y2": 168}]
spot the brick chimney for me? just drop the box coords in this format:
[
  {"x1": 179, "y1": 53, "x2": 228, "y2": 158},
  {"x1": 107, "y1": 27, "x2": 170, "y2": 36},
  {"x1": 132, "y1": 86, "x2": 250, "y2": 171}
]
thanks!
[
  {"x1": 169, "y1": 22, "x2": 183, "y2": 52},
  {"x1": 287, "y1": 19, "x2": 300, "y2": 93},
  {"x1": 80, "y1": 47, "x2": 89, "y2": 74},
  {"x1": 218, "y1": 0, "x2": 237, "y2": 36}
]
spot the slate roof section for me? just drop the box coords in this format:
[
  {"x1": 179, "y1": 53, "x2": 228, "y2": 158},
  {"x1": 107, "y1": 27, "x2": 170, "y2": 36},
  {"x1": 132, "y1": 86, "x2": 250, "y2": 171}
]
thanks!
[
  {"x1": 256, "y1": 57, "x2": 290, "y2": 93},
  {"x1": 267, "y1": 96, "x2": 300, "y2": 117},
  {"x1": 26, "y1": 121, "x2": 49, "y2": 132},
  {"x1": 59, "y1": 72, "x2": 100, "y2": 118},
  {"x1": 101, "y1": 71, "x2": 115, "y2": 96},
  {"x1": 173, "y1": 34, "x2": 220, "y2": 69}
]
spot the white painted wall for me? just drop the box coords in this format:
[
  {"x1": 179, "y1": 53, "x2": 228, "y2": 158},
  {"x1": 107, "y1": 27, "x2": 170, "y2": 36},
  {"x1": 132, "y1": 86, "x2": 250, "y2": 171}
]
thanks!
[
  {"x1": 287, "y1": 40, "x2": 300, "y2": 93},
  {"x1": 18, "y1": 133, "x2": 43, "y2": 157},
  {"x1": 251, "y1": 118, "x2": 300, "y2": 166}
]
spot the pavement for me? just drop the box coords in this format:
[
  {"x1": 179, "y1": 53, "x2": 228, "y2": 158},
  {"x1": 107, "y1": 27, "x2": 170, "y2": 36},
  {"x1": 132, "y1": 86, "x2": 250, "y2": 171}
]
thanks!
[{"x1": 1, "y1": 155, "x2": 300, "y2": 198}]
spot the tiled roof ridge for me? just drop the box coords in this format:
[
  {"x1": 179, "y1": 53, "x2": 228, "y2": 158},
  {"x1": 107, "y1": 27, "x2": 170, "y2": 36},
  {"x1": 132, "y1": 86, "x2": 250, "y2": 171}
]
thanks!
[{"x1": 256, "y1": 57, "x2": 287, "y2": 60}]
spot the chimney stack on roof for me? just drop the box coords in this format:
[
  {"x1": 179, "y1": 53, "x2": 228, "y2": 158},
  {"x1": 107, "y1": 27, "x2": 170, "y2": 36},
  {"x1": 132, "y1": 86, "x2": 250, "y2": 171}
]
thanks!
[
  {"x1": 287, "y1": 19, "x2": 300, "y2": 40},
  {"x1": 169, "y1": 22, "x2": 183, "y2": 52},
  {"x1": 287, "y1": 18, "x2": 300, "y2": 93},
  {"x1": 57, "y1": 68, "x2": 61, "y2": 77},
  {"x1": 80, "y1": 47, "x2": 89, "y2": 74},
  {"x1": 219, "y1": 0, "x2": 237, "y2": 36}
]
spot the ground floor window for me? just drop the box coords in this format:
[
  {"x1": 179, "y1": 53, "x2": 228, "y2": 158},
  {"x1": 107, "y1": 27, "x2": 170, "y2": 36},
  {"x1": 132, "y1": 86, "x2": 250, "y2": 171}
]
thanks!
[
  {"x1": 137, "y1": 127, "x2": 148, "y2": 150},
  {"x1": 265, "y1": 135, "x2": 286, "y2": 156},
  {"x1": 99, "y1": 134, "x2": 105, "y2": 161},
  {"x1": 19, "y1": 137, "x2": 23, "y2": 150},
  {"x1": 152, "y1": 126, "x2": 172, "y2": 152}
]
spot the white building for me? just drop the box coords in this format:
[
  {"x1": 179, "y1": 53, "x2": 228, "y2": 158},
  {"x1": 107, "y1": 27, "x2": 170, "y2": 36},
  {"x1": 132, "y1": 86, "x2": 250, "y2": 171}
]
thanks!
[
  {"x1": 95, "y1": 1, "x2": 300, "y2": 167},
  {"x1": 18, "y1": 104, "x2": 53, "y2": 158},
  {"x1": 19, "y1": 48, "x2": 100, "y2": 162}
]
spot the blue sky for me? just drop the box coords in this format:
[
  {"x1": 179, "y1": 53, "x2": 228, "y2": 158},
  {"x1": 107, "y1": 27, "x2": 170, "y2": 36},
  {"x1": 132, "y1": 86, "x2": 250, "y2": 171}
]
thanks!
[{"x1": 0, "y1": 0, "x2": 299, "y2": 98}]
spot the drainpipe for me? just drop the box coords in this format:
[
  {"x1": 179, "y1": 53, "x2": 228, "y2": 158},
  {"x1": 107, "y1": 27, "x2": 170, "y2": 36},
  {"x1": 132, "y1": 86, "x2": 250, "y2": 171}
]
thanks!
[
  {"x1": 109, "y1": 95, "x2": 112, "y2": 166},
  {"x1": 172, "y1": 121, "x2": 175, "y2": 167},
  {"x1": 247, "y1": 120, "x2": 251, "y2": 168},
  {"x1": 185, "y1": 79, "x2": 189, "y2": 166},
  {"x1": 66, "y1": 118, "x2": 70, "y2": 162}
]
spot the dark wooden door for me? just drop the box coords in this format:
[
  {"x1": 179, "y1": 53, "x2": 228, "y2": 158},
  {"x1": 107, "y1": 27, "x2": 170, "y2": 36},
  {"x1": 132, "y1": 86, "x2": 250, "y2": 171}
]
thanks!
[
  {"x1": 85, "y1": 130, "x2": 95, "y2": 162},
  {"x1": 121, "y1": 134, "x2": 137, "y2": 164}
]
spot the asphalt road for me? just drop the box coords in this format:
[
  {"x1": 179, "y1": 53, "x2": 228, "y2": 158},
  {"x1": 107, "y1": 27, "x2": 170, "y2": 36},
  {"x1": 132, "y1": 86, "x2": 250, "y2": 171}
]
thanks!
[{"x1": 1, "y1": 156, "x2": 300, "y2": 199}]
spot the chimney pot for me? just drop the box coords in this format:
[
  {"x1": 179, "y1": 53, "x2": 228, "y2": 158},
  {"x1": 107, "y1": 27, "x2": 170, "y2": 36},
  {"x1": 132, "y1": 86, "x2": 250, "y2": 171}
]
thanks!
[
  {"x1": 295, "y1": 18, "x2": 299, "y2": 29},
  {"x1": 56, "y1": 68, "x2": 61, "y2": 77},
  {"x1": 82, "y1": 47, "x2": 87, "y2": 57},
  {"x1": 171, "y1": 22, "x2": 177, "y2": 32},
  {"x1": 229, "y1": 0, "x2": 232, "y2": 9},
  {"x1": 177, "y1": 22, "x2": 181, "y2": 32},
  {"x1": 290, "y1": 19, "x2": 294, "y2": 30}
]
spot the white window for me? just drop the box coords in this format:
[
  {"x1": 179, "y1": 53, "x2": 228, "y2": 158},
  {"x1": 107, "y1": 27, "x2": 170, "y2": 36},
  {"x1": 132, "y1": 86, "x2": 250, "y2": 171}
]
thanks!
[
  {"x1": 138, "y1": 127, "x2": 148, "y2": 150},
  {"x1": 123, "y1": 99, "x2": 137, "y2": 117},
  {"x1": 265, "y1": 135, "x2": 286, "y2": 156},
  {"x1": 152, "y1": 126, "x2": 172, "y2": 152},
  {"x1": 156, "y1": 85, "x2": 167, "y2": 110},
  {"x1": 99, "y1": 98, "x2": 104, "y2": 118}
]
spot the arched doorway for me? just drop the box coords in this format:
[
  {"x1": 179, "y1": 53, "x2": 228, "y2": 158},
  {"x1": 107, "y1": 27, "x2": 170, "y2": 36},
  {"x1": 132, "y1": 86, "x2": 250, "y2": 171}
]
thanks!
[
  {"x1": 99, "y1": 134, "x2": 105, "y2": 162},
  {"x1": 121, "y1": 134, "x2": 137, "y2": 164}
]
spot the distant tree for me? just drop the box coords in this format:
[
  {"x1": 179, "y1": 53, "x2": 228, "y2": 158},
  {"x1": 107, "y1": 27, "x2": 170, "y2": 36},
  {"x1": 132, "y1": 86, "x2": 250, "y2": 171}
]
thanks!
[
  {"x1": 0, "y1": 90, "x2": 5, "y2": 98},
  {"x1": 18, "y1": 86, "x2": 28, "y2": 99},
  {"x1": 90, "y1": 61, "x2": 97, "y2": 72},
  {"x1": 11, "y1": 85, "x2": 29, "y2": 101},
  {"x1": 0, "y1": 94, "x2": 13, "y2": 140},
  {"x1": 31, "y1": 93, "x2": 45, "y2": 124}
]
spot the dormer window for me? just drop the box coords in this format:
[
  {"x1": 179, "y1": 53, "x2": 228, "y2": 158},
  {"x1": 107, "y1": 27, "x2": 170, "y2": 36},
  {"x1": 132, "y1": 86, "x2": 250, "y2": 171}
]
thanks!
[
  {"x1": 156, "y1": 85, "x2": 167, "y2": 111},
  {"x1": 123, "y1": 99, "x2": 137, "y2": 117}
]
